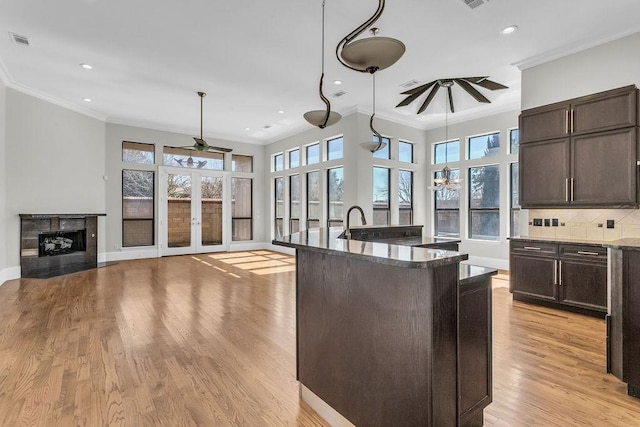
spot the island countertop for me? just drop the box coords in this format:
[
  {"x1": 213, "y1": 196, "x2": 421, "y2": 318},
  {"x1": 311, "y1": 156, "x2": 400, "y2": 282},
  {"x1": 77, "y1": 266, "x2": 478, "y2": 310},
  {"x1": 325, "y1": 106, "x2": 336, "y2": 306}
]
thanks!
[{"x1": 272, "y1": 227, "x2": 468, "y2": 268}]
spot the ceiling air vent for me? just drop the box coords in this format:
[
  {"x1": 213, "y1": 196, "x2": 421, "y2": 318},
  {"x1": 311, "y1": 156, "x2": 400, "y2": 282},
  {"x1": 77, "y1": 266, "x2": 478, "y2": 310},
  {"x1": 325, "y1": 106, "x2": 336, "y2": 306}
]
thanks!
[
  {"x1": 332, "y1": 90, "x2": 347, "y2": 98},
  {"x1": 9, "y1": 32, "x2": 30, "y2": 46},
  {"x1": 460, "y1": 0, "x2": 488, "y2": 9},
  {"x1": 400, "y1": 79, "x2": 419, "y2": 89}
]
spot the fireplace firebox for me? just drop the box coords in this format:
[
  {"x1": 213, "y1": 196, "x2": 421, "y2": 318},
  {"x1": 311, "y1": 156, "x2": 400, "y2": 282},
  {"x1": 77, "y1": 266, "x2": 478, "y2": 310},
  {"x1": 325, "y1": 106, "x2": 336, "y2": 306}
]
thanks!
[{"x1": 20, "y1": 213, "x2": 106, "y2": 278}]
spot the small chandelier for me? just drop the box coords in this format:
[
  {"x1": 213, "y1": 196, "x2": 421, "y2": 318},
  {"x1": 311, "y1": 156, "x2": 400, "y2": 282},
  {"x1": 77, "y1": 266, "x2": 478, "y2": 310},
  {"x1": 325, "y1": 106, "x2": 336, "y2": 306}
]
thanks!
[
  {"x1": 303, "y1": 0, "x2": 341, "y2": 128},
  {"x1": 429, "y1": 81, "x2": 462, "y2": 191}
]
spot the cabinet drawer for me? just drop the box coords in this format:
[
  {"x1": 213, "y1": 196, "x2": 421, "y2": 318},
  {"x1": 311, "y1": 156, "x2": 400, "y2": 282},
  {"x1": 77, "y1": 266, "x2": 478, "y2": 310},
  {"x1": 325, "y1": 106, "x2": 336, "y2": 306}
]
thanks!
[
  {"x1": 559, "y1": 244, "x2": 607, "y2": 263},
  {"x1": 510, "y1": 241, "x2": 558, "y2": 256}
]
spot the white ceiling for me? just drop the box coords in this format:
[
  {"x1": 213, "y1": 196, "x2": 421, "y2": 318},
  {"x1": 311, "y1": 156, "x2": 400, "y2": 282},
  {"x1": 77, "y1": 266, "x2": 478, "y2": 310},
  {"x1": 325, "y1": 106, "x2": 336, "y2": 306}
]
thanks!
[{"x1": 1, "y1": 0, "x2": 640, "y2": 145}]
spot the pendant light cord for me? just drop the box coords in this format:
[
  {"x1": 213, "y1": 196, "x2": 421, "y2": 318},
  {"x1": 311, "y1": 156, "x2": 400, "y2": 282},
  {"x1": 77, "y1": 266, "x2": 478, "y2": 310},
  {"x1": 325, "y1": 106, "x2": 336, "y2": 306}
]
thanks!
[{"x1": 318, "y1": 0, "x2": 331, "y2": 128}]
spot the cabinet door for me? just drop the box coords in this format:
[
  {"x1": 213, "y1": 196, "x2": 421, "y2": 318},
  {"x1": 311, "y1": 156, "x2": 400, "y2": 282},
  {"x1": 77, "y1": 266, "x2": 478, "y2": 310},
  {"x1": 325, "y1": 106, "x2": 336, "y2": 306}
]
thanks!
[
  {"x1": 510, "y1": 254, "x2": 557, "y2": 301},
  {"x1": 559, "y1": 259, "x2": 607, "y2": 312},
  {"x1": 520, "y1": 138, "x2": 570, "y2": 207},
  {"x1": 572, "y1": 86, "x2": 638, "y2": 135},
  {"x1": 519, "y1": 103, "x2": 571, "y2": 143},
  {"x1": 571, "y1": 128, "x2": 637, "y2": 206},
  {"x1": 623, "y1": 250, "x2": 640, "y2": 386}
]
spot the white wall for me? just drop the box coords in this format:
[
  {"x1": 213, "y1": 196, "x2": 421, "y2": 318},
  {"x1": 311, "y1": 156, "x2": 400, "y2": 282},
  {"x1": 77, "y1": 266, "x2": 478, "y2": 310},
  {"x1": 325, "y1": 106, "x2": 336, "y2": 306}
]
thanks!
[
  {"x1": 520, "y1": 31, "x2": 640, "y2": 238},
  {"x1": 104, "y1": 123, "x2": 266, "y2": 259},
  {"x1": 264, "y1": 112, "x2": 426, "y2": 242},
  {"x1": 425, "y1": 110, "x2": 520, "y2": 270},
  {"x1": 0, "y1": 82, "x2": 7, "y2": 280},
  {"x1": 4, "y1": 89, "x2": 106, "y2": 271}
]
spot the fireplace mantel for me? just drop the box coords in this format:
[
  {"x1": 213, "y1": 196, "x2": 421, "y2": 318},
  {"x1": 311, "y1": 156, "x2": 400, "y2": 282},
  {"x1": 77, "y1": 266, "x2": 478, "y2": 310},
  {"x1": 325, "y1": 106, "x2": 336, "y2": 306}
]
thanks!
[{"x1": 19, "y1": 213, "x2": 106, "y2": 278}]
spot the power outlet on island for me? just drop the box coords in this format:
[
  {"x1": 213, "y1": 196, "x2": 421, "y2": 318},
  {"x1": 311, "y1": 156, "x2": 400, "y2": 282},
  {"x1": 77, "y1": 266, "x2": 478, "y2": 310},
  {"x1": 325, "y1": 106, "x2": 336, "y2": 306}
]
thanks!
[{"x1": 533, "y1": 218, "x2": 543, "y2": 227}]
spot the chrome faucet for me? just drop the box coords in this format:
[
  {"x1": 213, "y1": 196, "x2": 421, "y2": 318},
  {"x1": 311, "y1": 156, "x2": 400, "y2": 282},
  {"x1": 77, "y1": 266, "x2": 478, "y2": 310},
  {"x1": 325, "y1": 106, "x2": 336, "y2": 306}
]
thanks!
[{"x1": 345, "y1": 205, "x2": 367, "y2": 239}]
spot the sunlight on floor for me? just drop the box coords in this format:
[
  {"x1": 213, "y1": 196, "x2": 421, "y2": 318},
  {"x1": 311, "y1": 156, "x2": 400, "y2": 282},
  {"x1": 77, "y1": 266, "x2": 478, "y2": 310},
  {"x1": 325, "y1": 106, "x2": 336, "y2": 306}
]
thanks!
[{"x1": 197, "y1": 251, "x2": 296, "y2": 276}]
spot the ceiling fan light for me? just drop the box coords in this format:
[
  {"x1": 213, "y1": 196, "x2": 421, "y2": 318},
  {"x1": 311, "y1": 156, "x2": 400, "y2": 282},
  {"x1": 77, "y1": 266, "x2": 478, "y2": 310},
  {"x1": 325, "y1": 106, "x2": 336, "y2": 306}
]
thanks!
[
  {"x1": 303, "y1": 110, "x2": 342, "y2": 128},
  {"x1": 340, "y1": 37, "x2": 405, "y2": 72},
  {"x1": 360, "y1": 140, "x2": 387, "y2": 153}
]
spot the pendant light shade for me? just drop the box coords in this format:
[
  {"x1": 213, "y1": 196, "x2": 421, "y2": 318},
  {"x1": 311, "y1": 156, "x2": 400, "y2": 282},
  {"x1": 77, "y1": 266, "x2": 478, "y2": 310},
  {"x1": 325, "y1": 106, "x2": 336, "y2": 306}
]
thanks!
[
  {"x1": 336, "y1": 0, "x2": 405, "y2": 74},
  {"x1": 429, "y1": 81, "x2": 462, "y2": 191},
  {"x1": 304, "y1": 0, "x2": 341, "y2": 129}
]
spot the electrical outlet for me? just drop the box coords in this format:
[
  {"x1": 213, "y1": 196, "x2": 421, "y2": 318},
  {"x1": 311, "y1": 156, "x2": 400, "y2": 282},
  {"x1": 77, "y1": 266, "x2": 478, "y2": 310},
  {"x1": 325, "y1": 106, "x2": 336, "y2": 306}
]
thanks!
[
  {"x1": 552, "y1": 218, "x2": 559, "y2": 227},
  {"x1": 533, "y1": 218, "x2": 543, "y2": 227},
  {"x1": 544, "y1": 219, "x2": 551, "y2": 227},
  {"x1": 607, "y1": 219, "x2": 615, "y2": 229}
]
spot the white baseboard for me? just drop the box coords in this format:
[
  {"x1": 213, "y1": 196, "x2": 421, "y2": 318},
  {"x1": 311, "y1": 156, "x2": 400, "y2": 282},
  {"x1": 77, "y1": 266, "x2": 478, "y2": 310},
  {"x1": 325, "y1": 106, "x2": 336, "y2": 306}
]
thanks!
[
  {"x1": 228, "y1": 242, "x2": 270, "y2": 252},
  {"x1": 103, "y1": 248, "x2": 160, "y2": 262},
  {"x1": 267, "y1": 243, "x2": 295, "y2": 255},
  {"x1": 465, "y1": 255, "x2": 509, "y2": 271},
  {"x1": 0, "y1": 266, "x2": 21, "y2": 286},
  {"x1": 300, "y1": 384, "x2": 354, "y2": 427}
]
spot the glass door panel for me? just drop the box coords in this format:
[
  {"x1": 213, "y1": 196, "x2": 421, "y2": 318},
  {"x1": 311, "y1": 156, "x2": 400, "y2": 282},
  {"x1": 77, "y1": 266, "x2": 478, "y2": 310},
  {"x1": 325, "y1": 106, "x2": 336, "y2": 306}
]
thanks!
[
  {"x1": 167, "y1": 173, "x2": 192, "y2": 248},
  {"x1": 200, "y1": 176, "x2": 223, "y2": 246}
]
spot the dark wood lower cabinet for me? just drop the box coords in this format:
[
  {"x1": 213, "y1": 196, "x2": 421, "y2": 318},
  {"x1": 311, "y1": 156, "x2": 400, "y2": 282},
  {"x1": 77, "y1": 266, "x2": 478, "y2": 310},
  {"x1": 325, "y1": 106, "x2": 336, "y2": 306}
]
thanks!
[{"x1": 510, "y1": 240, "x2": 607, "y2": 317}]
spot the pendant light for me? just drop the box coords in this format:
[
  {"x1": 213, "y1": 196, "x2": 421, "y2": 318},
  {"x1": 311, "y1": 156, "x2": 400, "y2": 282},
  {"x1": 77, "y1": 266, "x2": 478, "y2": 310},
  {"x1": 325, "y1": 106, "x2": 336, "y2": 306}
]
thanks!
[
  {"x1": 336, "y1": 0, "x2": 405, "y2": 74},
  {"x1": 304, "y1": 0, "x2": 341, "y2": 128},
  {"x1": 360, "y1": 72, "x2": 387, "y2": 153},
  {"x1": 429, "y1": 81, "x2": 462, "y2": 191}
]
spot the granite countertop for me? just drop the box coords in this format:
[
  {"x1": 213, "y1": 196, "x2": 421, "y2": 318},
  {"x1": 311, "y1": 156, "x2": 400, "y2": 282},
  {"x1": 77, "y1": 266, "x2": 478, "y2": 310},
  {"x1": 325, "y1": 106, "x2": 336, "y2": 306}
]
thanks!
[
  {"x1": 459, "y1": 263, "x2": 497, "y2": 285},
  {"x1": 509, "y1": 236, "x2": 612, "y2": 247},
  {"x1": 273, "y1": 228, "x2": 468, "y2": 268},
  {"x1": 366, "y1": 236, "x2": 461, "y2": 247},
  {"x1": 602, "y1": 239, "x2": 640, "y2": 250}
]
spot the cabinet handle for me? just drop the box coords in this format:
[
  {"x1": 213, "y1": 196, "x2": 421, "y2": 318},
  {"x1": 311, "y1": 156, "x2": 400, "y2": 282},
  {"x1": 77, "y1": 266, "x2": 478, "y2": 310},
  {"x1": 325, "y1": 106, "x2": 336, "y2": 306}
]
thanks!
[
  {"x1": 565, "y1": 178, "x2": 569, "y2": 202},
  {"x1": 554, "y1": 260, "x2": 558, "y2": 285},
  {"x1": 570, "y1": 178, "x2": 575, "y2": 202},
  {"x1": 559, "y1": 260, "x2": 563, "y2": 286},
  {"x1": 570, "y1": 109, "x2": 575, "y2": 133},
  {"x1": 577, "y1": 251, "x2": 600, "y2": 256},
  {"x1": 523, "y1": 246, "x2": 541, "y2": 250},
  {"x1": 565, "y1": 110, "x2": 570, "y2": 134}
]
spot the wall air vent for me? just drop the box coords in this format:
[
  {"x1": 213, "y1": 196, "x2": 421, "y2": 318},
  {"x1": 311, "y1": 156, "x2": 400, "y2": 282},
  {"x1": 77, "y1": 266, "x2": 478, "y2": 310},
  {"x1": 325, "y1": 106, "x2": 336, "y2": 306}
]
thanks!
[
  {"x1": 460, "y1": 0, "x2": 488, "y2": 9},
  {"x1": 332, "y1": 90, "x2": 347, "y2": 98},
  {"x1": 400, "y1": 79, "x2": 419, "y2": 89},
  {"x1": 9, "y1": 32, "x2": 30, "y2": 46}
]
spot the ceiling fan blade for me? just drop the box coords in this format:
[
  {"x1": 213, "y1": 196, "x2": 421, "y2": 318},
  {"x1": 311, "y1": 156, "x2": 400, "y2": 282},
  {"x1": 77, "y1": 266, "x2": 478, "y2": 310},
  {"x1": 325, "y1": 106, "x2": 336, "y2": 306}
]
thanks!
[
  {"x1": 193, "y1": 137, "x2": 208, "y2": 148},
  {"x1": 197, "y1": 160, "x2": 207, "y2": 168},
  {"x1": 396, "y1": 84, "x2": 433, "y2": 108},
  {"x1": 207, "y1": 145, "x2": 233, "y2": 153},
  {"x1": 447, "y1": 86, "x2": 455, "y2": 113},
  {"x1": 463, "y1": 76, "x2": 508, "y2": 91},
  {"x1": 417, "y1": 84, "x2": 440, "y2": 114},
  {"x1": 400, "y1": 80, "x2": 436, "y2": 96},
  {"x1": 454, "y1": 79, "x2": 490, "y2": 103}
]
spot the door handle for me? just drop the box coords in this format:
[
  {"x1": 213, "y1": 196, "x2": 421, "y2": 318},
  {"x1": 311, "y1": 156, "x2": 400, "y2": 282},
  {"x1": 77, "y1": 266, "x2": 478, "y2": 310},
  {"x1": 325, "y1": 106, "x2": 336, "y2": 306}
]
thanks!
[
  {"x1": 570, "y1": 109, "x2": 574, "y2": 133},
  {"x1": 558, "y1": 260, "x2": 563, "y2": 286},
  {"x1": 577, "y1": 251, "x2": 599, "y2": 256},
  {"x1": 565, "y1": 178, "x2": 569, "y2": 202},
  {"x1": 565, "y1": 110, "x2": 570, "y2": 134},
  {"x1": 553, "y1": 260, "x2": 558, "y2": 285},
  {"x1": 523, "y1": 246, "x2": 542, "y2": 250},
  {"x1": 570, "y1": 178, "x2": 574, "y2": 202}
]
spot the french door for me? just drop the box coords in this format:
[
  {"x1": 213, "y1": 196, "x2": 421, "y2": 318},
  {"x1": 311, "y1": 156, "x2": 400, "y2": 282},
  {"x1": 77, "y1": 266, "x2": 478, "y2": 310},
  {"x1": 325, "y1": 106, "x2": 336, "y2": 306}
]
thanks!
[{"x1": 159, "y1": 167, "x2": 230, "y2": 256}]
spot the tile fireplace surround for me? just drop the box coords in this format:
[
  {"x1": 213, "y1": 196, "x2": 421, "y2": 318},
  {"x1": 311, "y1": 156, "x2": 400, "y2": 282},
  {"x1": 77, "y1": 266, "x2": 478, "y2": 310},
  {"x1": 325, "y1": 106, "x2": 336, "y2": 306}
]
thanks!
[{"x1": 19, "y1": 213, "x2": 106, "y2": 278}]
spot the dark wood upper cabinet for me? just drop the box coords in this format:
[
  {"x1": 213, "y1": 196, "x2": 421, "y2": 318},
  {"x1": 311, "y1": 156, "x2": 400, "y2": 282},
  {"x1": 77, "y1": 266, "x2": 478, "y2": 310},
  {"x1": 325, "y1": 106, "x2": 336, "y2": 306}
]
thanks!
[{"x1": 519, "y1": 85, "x2": 639, "y2": 208}]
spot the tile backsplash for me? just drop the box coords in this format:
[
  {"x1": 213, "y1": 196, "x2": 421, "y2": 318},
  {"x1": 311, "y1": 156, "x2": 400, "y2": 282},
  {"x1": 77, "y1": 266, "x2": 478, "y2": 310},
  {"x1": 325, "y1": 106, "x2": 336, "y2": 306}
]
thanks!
[{"x1": 526, "y1": 208, "x2": 640, "y2": 241}]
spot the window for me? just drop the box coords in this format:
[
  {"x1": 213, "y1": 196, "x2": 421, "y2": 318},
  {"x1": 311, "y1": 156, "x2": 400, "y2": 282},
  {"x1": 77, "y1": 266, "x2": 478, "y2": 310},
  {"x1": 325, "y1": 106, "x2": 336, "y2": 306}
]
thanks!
[
  {"x1": 511, "y1": 163, "x2": 520, "y2": 237},
  {"x1": 122, "y1": 141, "x2": 154, "y2": 164},
  {"x1": 163, "y1": 146, "x2": 223, "y2": 170},
  {"x1": 306, "y1": 143, "x2": 320, "y2": 165},
  {"x1": 434, "y1": 169, "x2": 460, "y2": 237},
  {"x1": 327, "y1": 136, "x2": 343, "y2": 160},
  {"x1": 290, "y1": 174, "x2": 301, "y2": 233},
  {"x1": 274, "y1": 177, "x2": 284, "y2": 238},
  {"x1": 327, "y1": 167, "x2": 344, "y2": 227},
  {"x1": 373, "y1": 167, "x2": 390, "y2": 225},
  {"x1": 307, "y1": 171, "x2": 320, "y2": 229},
  {"x1": 373, "y1": 136, "x2": 391, "y2": 159},
  {"x1": 510, "y1": 129, "x2": 520, "y2": 155},
  {"x1": 122, "y1": 169, "x2": 154, "y2": 247},
  {"x1": 468, "y1": 132, "x2": 500, "y2": 160},
  {"x1": 399, "y1": 141, "x2": 413, "y2": 163},
  {"x1": 232, "y1": 178, "x2": 252, "y2": 241},
  {"x1": 232, "y1": 154, "x2": 253, "y2": 172},
  {"x1": 274, "y1": 153, "x2": 284, "y2": 171},
  {"x1": 434, "y1": 140, "x2": 460, "y2": 164},
  {"x1": 289, "y1": 149, "x2": 300, "y2": 168},
  {"x1": 469, "y1": 165, "x2": 500, "y2": 240},
  {"x1": 398, "y1": 170, "x2": 413, "y2": 225}
]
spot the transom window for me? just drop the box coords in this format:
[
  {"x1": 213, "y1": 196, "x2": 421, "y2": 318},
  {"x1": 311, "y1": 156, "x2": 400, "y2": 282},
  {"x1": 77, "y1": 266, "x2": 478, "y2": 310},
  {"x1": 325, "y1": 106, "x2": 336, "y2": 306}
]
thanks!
[
  {"x1": 122, "y1": 141, "x2": 154, "y2": 164},
  {"x1": 327, "y1": 136, "x2": 343, "y2": 161},
  {"x1": 306, "y1": 143, "x2": 320, "y2": 165},
  {"x1": 373, "y1": 136, "x2": 391, "y2": 159},
  {"x1": 399, "y1": 141, "x2": 413, "y2": 163},
  {"x1": 468, "y1": 132, "x2": 500, "y2": 160},
  {"x1": 434, "y1": 140, "x2": 460, "y2": 164}
]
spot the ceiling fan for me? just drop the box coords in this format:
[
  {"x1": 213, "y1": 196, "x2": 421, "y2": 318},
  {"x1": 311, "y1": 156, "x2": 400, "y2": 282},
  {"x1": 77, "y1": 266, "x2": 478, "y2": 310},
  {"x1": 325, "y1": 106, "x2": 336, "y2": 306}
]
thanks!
[
  {"x1": 396, "y1": 77, "x2": 508, "y2": 114},
  {"x1": 175, "y1": 155, "x2": 207, "y2": 169},
  {"x1": 184, "y1": 91, "x2": 232, "y2": 153}
]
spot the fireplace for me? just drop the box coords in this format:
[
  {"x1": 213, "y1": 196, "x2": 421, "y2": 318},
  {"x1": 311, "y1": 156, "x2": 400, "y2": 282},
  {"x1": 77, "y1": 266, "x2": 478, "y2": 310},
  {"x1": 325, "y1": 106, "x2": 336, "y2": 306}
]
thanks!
[
  {"x1": 39, "y1": 229, "x2": 86, "y2": 256},
  {"x1": 20, "y1": 213, "x2": 105, "y2": 278}
]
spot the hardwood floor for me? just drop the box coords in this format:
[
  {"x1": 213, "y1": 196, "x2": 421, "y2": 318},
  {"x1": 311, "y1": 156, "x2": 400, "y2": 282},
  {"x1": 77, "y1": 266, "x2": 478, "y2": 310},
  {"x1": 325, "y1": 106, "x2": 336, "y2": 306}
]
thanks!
[{"x1": 0, "y1": 251, "x2": 639, "y2": 426}]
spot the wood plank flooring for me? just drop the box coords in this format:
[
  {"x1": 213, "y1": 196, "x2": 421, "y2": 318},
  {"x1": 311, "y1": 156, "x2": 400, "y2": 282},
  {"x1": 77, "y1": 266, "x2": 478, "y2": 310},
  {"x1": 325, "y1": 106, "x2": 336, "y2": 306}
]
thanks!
[{"x1": 0, "y1": 251, "x2": 639, "y2": 426}]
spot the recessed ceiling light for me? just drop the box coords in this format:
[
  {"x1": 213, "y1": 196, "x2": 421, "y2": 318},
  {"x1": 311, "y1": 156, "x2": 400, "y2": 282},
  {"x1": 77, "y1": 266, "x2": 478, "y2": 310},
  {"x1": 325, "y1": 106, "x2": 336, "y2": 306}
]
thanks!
[
  {"x1": 277, "y1": 110, "x2": 285, "y2": 114},
  {"x1": 80, "y1": 63, "x2": 93, "y2": 70},
  {"x1": 244, "y1": 127, "x2": 250, "y2": 131},
  {"x1": 500, "y1": 25, "x2": 518, "y2": 35},
  {"x1": 334, "y1": 80, "x2": 343, "y2": 85},
  {"x1": 82, "y1": 98, "x2": 92, "y2": 102}
]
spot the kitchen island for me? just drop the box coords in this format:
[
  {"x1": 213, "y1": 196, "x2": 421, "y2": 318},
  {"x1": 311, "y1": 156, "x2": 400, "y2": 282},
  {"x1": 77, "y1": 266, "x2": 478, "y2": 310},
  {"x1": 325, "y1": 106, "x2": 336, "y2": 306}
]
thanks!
[{"x1": 273, "y1": 227, "x2": 495, "y2": 427}]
